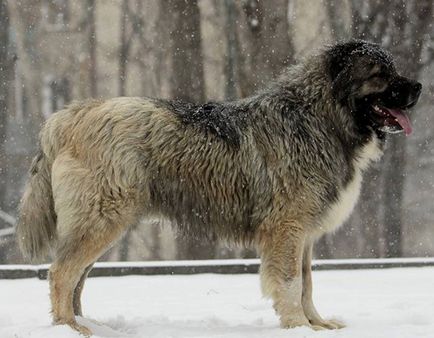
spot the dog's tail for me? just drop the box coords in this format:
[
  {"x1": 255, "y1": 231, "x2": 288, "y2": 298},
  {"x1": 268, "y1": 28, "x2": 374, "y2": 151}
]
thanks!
[{"x1": 16, "y1": 148, "x2": 57, "y2": 262}]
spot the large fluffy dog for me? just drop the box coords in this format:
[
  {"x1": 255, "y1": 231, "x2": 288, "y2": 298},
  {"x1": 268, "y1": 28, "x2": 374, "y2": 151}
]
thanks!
[{"x1": 17, "y1": 40, "x2": 421, "y2": 335}]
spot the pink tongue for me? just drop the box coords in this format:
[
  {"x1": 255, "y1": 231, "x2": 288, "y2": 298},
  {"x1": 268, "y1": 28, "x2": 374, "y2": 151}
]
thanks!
[{"x1": 387, "y1": 108, "x2": 413, "y2": 136}]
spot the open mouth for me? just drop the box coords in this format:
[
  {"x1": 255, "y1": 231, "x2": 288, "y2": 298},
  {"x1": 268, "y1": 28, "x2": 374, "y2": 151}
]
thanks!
[{"x1": 371, "y1": 104, "x2": 413, "y2": 136}]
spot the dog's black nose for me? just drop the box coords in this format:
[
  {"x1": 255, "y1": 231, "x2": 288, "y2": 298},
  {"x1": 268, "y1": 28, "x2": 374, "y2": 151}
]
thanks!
[
  {"x1": 413, "y1": 82, "x2": 422, "y2": 96},
  {"x1": 405, "y1": 81, "x2": 422, "y2": 107}
]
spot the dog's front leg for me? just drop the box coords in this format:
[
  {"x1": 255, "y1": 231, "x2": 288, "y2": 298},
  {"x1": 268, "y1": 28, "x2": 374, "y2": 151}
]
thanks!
[
  {"x1": 259, "y1": 222, "x2": 311, "y2": 329},
  {"x1": 302, "y1": 240, "x2": 345, "y2": 329}
]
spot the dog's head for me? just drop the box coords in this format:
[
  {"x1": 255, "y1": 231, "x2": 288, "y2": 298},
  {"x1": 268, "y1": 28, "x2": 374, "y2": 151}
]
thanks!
[{"x1": 327, "y1": 40, "x2": 422, "y2": 136}]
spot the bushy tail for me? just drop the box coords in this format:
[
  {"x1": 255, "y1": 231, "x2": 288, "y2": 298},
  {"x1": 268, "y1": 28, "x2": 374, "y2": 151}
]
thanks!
[{"x1": 16, "y1": 150, "x2": 57, "y2": 262}]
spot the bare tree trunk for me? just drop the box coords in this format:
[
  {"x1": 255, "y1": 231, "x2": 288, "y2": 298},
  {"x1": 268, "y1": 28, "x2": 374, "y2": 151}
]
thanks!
[
  {"x1": 350, "y1": 1, "x2": 388, "y2": 42},
  {"x1": 0, "y1": 0, "x2": 9, "y2": 212},
  {"x1": 236, "y1": 0, "x2": 294, "y2": 96},
  {"x1": 7, "y1": 0, "x2": 44, "y2": 145},
  {"x1": 224, "y1": 0, "x2": 238, "y2": 100},
  {"x1": 159, "y1": 0, "x2": 215, "y2": 259},
  {"x1": 314, "y1": 236, "x2": 333, "y2": 259},
  {"x1": 119, "y1": 230, "x2": 131, "y2": 261},
  {"x1": 86, "y1": 0, "x2": 97, "y2": 97},
  {"x1": 382, "y1": 141, "x2": 404, "y2": 257},
  {"x1": 324, "y1": 0, "x2": 350, "y2": 41},
  {"x1": 163, "y1": 0, "x2": 205, "y2": 103},
  {"x1": 150, "y1": 223, "x2": 162, "y2": 260},
  {"x1": 118, "y1": 0, "x2": 129, "y2": 96}
]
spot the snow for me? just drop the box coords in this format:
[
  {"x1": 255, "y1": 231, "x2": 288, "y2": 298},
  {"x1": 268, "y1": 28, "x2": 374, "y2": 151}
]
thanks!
[{"x1": 1, "y1": 267, "x2": 434, "y2": 338}]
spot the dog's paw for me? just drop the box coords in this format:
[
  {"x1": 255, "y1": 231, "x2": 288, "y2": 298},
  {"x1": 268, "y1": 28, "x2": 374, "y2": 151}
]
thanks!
[
  {"x1": 310, "y1": 318, "x2": 345, "y2": 330},
  {"x1": 280, "y1": 314, "x2": 311, "y2": 329},
  {"x1": 60, "y1": 321, "x2": 92, "y2": 337},
  {"x1": 71, "y1": 322, "x2": 93, "y2": 337},
  {"x1": 281, "y1": 320, "x2": 330, "y2": 331}
]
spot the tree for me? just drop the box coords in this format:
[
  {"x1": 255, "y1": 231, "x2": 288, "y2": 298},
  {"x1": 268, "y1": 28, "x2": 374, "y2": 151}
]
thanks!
[
  {"x1": 0, "y1": 0, "x2": 10, "y2": 213},
  {"x1": 85, "y1": 0, "x2": 97, "y2": 97},
  {"x1": 223, "y1": 0, "x2": 238, "y2": 100},
  {"x1": 161, "y1": 0, "x2": 205, "y2": 103},
  {"x1": 324, "y1": 0, "x2": 350, "y2": 41},
  {"x1": 7, "y1": 0, "x2": 44, "y2": 147},
  {"x1": 235, "y1": 0, "x2": 294, "y2": 97},
  {"x1": 159, "y1": 0, "x2": 213, "y2": 259}
]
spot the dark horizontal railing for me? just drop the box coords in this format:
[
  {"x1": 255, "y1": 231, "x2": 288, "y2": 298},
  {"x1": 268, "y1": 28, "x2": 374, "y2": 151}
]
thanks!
[{"x1": 1, "y1": 257, "x2": 433, "y2": 279}]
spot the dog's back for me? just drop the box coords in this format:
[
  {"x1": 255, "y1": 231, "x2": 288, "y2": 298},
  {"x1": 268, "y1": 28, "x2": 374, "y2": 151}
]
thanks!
[{"x1": 16, "y1": 97, "x2": 269, "y2": 263}]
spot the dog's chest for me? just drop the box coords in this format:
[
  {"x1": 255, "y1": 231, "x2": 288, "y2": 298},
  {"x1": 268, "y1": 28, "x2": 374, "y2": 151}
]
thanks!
[{"x1": 318, "y1": 136, "x2": 383, "y2": 234}]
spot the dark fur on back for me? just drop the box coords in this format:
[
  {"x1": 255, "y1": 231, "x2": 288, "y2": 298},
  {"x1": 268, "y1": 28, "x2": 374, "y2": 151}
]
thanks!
[{"x1": 154, "y1": 99, "x2": 249, "y2": 148}]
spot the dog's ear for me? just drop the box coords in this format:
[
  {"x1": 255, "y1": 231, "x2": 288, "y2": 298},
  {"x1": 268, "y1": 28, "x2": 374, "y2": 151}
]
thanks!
[
  {"x1": 327, "y1": 40, "x2": 366, "y2": 109},
  {"x1": 328, "y1": 48, "x2": 353, "y2": 104},
  {"x1": 327, "y1": 40, "x2": 366, "y2": 81},
  {"x1": 331, "y1": 65, "x2": 353, "y2": 105}
]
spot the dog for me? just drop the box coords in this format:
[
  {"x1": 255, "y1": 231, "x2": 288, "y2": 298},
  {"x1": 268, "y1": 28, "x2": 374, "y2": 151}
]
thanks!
[{"x1": 16, "y1": 40, "x2": 422, "y2": 335}]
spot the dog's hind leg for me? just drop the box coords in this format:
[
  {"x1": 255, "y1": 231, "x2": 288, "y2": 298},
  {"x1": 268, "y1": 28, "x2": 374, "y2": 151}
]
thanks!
[
  {"x1": 302, "y1": 240, "x2": 345, "y2": 330},
  {"x1": 258, "y1": 221, "x2": 316, "y2": 330},
  {"x1": 49, "y1": 225, "x2": 125, "y2": 336},
  {"x1": 49, "y1": 152, "x2": 137, "y2": 336},
  {"x1": 50, "y1": 259, "x2": 93, "y2": 336},
  {"x1": 73, "y1": 263, "x2": 93, "y2": 317}
]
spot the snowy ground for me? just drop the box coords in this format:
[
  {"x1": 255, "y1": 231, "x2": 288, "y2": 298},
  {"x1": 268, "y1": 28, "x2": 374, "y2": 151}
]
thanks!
[{"x1": 1, "y1": 267, "x2": 433, "y2": 338}]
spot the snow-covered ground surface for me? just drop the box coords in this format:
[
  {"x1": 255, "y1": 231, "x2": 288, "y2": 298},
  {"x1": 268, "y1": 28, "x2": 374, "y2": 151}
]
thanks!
[{"x1": 1, "y1": 267, "x2": 433, "y2": 338}]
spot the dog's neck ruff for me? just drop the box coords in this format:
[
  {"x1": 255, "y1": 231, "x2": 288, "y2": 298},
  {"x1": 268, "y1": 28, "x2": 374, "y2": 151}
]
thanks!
[{"x1": 318, "y1": 133, "x2": 383, "y2": 236}]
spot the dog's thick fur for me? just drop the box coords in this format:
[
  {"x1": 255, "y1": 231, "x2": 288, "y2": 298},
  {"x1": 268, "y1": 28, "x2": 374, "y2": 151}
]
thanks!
[{"x1": 16, "y1": 40, "x2": 421, "y2": 335}]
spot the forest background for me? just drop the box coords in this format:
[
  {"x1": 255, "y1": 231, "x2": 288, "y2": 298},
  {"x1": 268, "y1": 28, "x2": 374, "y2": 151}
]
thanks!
[{"x1": 0, "y1": 0, "x2": 433, "y2": 263}]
